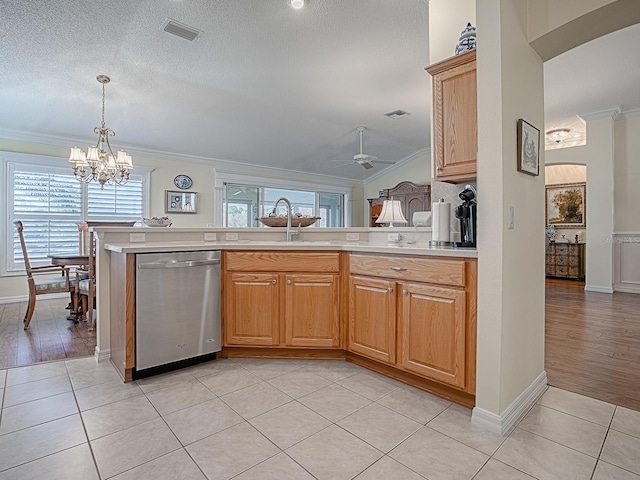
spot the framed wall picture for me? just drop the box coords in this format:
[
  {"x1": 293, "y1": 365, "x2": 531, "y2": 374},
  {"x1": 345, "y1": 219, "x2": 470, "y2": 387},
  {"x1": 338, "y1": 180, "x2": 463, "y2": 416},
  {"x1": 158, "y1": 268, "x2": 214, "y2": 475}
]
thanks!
[
  {"x1": 517, "y1": 118, "x2": 540, "y2": 176},
  {"x1": 165, "y1": 190, "x2": 198, "y2": 214},
  {"x1": 545, "y1": 182, "x2": 586, "y2": 228}
]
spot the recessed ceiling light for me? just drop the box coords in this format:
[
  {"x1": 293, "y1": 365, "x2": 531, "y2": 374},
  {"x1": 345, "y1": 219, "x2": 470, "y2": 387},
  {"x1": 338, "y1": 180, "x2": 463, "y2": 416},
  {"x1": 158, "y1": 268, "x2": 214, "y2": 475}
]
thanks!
[{"x1": 286, "y1": 0, "x2": 305, "y2": 9}]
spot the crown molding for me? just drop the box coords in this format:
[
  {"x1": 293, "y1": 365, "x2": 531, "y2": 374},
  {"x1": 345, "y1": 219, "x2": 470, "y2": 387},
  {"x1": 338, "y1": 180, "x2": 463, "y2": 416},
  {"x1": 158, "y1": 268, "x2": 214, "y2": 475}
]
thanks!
[
  {"x1": 619, "y1": 107, "x2": 640, "y2": 119},
  {"x1": 579, "y1": 106, "x2": 621, "y2": 121}
]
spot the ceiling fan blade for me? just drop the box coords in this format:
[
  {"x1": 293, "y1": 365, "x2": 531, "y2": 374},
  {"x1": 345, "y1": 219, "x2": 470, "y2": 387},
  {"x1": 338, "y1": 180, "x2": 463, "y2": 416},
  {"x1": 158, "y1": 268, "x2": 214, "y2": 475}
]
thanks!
[
  {"x1": 361, "y1": 161, "x2": 374, "y2": 169},
  {"x1": 372, "y1": 160, "x2": 396, "y2": 165},
  {"x1": 333, "y1": 162, "x2": 355, "y2": 168}
]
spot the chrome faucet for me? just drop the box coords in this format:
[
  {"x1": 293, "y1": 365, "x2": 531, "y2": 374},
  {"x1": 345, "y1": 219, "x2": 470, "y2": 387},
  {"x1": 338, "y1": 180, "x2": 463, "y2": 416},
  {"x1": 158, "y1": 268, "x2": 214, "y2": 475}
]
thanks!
[{"x1": 272, "y1": 197, "x2": 301, "y2": 241}]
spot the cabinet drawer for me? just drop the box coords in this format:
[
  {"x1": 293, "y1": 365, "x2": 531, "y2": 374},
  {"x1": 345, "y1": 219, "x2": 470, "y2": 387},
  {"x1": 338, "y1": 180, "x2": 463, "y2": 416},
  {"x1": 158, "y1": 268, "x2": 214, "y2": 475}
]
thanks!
[
  {"x1": 225, "y1": 251, "x2": 339, "y2": 272},
  {"x1": 556, "y1": 255, "x2": 568, "y2": 266},
  {"x1": 350, "y1": 254, "x2": 465, "y2": 287}
]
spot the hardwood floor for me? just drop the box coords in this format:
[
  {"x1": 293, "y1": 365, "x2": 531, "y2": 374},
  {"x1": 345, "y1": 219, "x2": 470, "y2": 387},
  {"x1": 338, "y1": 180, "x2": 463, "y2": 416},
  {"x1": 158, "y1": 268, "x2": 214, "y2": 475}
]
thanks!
[
  {"x1": 546, "y1": 278, "x2": 640, "y2": 411},
  {"x1": 0, "y1": 297, "x2": 96, "y2": 369}
]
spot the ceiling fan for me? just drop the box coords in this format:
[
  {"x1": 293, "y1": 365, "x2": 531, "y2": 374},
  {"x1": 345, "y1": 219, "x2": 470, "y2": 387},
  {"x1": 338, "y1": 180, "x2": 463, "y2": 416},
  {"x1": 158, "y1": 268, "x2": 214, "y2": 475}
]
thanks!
[{"x1": 334, "y1": 127, "x2": 396, "y2": 170}]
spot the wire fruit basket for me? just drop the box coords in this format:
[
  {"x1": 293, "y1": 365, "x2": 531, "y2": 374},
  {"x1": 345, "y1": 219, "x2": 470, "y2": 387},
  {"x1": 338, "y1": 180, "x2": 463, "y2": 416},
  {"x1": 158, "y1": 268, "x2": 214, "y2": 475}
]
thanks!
[{"x1": 257, "y1": 216, "x2": 321, "y2": 227}]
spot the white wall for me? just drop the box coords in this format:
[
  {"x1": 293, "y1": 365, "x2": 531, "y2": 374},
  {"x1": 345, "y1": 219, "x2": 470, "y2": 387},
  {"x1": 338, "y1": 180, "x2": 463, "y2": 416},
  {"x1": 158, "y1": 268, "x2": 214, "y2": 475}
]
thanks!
[{"x1": 614, "y1": 114, "x2": 640, "y2": 232}]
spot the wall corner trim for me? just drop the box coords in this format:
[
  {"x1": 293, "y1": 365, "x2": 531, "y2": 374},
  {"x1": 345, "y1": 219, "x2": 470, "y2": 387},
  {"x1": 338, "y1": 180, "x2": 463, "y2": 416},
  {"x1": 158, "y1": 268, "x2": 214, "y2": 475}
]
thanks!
[
  {"x1": 94, "y1": 346, "x2": 111, "y2": 363},
  {"x1": 471, "y1": 371, "x2": 548, "y2": 435}
]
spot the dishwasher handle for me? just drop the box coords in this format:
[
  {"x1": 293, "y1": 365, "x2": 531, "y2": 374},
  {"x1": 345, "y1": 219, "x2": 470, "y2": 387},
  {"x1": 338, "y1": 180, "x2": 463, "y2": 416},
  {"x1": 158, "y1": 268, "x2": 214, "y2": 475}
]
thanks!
[{"x1": 138, "y1": 259, "x2": 220, "y2": 269}]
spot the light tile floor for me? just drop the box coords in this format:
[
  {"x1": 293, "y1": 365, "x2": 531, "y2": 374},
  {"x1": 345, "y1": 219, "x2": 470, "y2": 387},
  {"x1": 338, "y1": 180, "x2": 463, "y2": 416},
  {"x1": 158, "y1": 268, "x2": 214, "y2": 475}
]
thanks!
[{"x1": 0, "y1": 357, "x2": 639, "y2": 479}]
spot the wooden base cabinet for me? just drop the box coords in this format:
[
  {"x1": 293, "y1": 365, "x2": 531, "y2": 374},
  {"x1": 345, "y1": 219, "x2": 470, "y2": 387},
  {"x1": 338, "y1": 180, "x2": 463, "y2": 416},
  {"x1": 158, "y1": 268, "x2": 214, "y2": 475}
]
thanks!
[
  {"x1": 349, "y1": 276, "x2": 396, "y2": 364},
  {"x1": 224, "y1": 251, "x2": 341, "y2": 348},
  {"x1": 399, "y1": 283, "x2": 466, "y2": 388},
  {"x1": 224, "y1": 273, "x2": 280, "y2": 345},
  {"x1": 349, "y1": 253, "x2": 476, "y2": 394},
  {"x1": 285, "y1": 273, "x2": 340, "y2": 347}
]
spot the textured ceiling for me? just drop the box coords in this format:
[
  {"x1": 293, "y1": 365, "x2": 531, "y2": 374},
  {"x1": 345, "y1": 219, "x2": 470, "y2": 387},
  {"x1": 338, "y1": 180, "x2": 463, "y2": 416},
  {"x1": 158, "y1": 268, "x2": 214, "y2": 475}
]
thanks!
[{"x1": 0, "y1": 1, "x2": 638, "y2": 180}]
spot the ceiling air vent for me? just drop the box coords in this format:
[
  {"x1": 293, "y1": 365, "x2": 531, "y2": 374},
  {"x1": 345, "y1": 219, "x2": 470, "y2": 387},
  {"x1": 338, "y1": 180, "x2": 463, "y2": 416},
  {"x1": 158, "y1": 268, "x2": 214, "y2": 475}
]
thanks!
[
  {"x1": 162, "y1": 19, "x2": 201, "y2": 42},
  {"x1": 384, "y1": 110, "x2": 411, "y2": 119}
]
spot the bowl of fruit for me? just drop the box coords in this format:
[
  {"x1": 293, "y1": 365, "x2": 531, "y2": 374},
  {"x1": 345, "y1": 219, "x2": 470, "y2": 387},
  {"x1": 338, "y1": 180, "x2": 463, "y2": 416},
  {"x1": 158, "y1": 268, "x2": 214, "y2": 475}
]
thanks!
[{"x1": 142, "y1": 216, "x2": 172, "y2": 227}]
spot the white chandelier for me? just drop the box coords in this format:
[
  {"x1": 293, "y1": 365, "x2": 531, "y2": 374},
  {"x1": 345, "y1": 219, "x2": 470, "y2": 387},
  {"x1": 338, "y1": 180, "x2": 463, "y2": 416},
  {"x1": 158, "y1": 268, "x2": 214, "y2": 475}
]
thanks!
[{"x1": 69, "y1": 75, "x2": 132, "y2": 188}]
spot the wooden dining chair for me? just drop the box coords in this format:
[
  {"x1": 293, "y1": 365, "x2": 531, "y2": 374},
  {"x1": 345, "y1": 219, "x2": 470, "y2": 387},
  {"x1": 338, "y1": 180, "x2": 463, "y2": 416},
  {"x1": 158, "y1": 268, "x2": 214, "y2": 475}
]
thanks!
[
  {"x1": 75, "y1": 230, "x2": 97, "y2": 330},
  {"x1": 13, "y1": 220, "x2": 77, "y2": 330}
]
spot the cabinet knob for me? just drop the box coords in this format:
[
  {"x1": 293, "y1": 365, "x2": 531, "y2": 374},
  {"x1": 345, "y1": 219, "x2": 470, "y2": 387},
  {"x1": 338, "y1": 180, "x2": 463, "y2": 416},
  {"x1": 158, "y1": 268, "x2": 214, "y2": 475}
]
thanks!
[
  {"x1": 271, "y1": 279, "x2": 277, "y2": 285},
  {"x1": 390, "y1": 266, "x2": 407, "y2": 272},
  {"x1": 387, "y1": 287, "x2": 393, "y2": 293},
  {"x1": 436, "y1": 166, "x2": 442, "y2": 172},
  {"x1": 402, "y1": 289, "x2": 408, "y2": 295},
  {"x1": 287, "y1": 279, "x2": 292, "y2": 285}
]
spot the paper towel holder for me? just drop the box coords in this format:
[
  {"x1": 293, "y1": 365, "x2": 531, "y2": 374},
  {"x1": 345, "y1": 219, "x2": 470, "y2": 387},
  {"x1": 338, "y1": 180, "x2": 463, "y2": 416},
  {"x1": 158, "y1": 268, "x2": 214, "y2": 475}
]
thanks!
[{"x1": 429, "y1": 198, "x2": 451, "y2": 247}]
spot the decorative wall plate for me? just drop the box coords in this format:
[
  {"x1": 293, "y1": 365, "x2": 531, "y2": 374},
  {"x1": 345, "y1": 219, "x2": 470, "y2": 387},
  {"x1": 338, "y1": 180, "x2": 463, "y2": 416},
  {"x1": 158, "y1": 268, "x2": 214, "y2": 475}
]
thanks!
[{"x1": 173, "y1": 174, "x2": 193, "y2": 190}]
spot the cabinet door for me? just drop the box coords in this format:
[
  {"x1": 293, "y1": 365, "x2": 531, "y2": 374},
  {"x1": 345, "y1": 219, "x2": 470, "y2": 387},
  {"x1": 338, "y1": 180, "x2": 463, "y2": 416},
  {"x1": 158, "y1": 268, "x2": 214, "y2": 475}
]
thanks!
[
  {"x1": 349, "y1": 276, "x2": 396, "y2": 364},
  {"x1": 224, "y1": 273, "x2": 279, "y2": 346},
  {"x1": 284, "y1": 274, "x2": 340, "y2": 347},
  {"x1": 428, "y1": 51, "x2": 477, "y2": 183},
  {"x1": 398, "y1": 282, "x2": 466, "y2": 388}
]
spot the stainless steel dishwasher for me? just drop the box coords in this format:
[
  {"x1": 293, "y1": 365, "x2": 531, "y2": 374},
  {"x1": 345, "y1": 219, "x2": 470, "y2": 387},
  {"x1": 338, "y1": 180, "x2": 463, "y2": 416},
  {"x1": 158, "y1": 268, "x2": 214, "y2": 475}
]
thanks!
[{"x1": 135, "y1": 250, "x2": 221, "y2": 374}]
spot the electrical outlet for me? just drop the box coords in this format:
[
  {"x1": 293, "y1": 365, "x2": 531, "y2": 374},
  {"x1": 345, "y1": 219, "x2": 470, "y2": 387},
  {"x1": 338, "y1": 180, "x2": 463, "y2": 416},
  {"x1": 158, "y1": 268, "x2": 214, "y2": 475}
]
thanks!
[
  {"x1": 225, "y1": 232, "x2": 239, "y2": 241},
  {"x1": 346, "y1": 232, "x2": 360, "y2": 241},
  {"x1": 129, "y1": 233, "x2": 145, "y2": 243},
  {"x1": 204, "y1": 232, "x2": 217, "y2": 241},
  {"x1": 387, "y1": 232, "x2": 400, "y2": 242}
]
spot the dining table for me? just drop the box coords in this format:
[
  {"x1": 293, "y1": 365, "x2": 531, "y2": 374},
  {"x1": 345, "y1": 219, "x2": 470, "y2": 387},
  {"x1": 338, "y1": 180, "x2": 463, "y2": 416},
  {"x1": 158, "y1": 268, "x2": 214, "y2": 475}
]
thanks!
[
  {"x1": 48, "y1": 253, "x2": 91, "y2": 321},
  {"x1": 48, "y1": 253, "x2": 90, "y2": 267}
]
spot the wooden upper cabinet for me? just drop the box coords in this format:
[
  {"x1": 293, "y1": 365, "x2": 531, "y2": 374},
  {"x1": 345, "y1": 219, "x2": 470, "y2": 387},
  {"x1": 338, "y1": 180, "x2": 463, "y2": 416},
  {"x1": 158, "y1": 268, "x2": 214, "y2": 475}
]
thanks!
[{"x1": 426, "y1": 50, "x2": 477, "y2": 184}]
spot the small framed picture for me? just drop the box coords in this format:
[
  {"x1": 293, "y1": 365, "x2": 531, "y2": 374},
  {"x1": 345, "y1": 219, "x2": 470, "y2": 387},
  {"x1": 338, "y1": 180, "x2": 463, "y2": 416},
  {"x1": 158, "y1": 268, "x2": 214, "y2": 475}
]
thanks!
[
  {"x1": 517, "y1": 118, "x2": 540, "y2": 176},
  {"x1": 545, "y1": 183, "x2": 586, "y2": 228},
  {"x1": 165, "y1": 190, "x2": 197, "y2": 213}
]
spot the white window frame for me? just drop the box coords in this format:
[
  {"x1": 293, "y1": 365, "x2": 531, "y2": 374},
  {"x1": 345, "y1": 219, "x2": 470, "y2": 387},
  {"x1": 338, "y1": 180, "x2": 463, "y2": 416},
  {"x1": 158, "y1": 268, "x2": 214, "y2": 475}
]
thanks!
[
  {"x1": 1, "y1": 151, "x2": 152, "y2": 276},
  {"x1": 214, "y1": 170, "x2": 353, "y2": 227}
]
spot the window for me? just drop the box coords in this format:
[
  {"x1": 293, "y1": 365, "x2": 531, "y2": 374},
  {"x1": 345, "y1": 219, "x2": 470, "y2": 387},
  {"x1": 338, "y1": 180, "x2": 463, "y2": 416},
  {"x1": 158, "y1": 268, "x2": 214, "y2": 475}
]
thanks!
[
  {"x1": 3, "y1": 153, "x2": 149, "y2": 274},
  {"x1": 223, "y1": 184, "x2": 344, "y2": 227}
]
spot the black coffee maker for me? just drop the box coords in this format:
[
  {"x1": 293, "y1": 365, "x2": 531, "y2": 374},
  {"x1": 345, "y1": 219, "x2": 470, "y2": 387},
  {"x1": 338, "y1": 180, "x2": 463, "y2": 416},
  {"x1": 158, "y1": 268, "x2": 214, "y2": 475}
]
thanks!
[{"x1": 452, "y1": 185, "x2": 477, "y2": 248}]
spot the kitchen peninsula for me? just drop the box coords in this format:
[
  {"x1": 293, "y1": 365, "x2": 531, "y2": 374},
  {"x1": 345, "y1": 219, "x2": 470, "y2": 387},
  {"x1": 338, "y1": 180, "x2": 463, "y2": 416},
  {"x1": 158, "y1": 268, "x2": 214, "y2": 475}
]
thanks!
[{"x1": 95, "y1": 226, "x2": 477, "y2": 407}]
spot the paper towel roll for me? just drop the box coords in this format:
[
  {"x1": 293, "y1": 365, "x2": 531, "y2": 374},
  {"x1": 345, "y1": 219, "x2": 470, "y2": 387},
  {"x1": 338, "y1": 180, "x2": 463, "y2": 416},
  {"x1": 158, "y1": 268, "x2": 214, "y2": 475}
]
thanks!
[{"x1": 431, "y1": 200, "x2": 451, "y2": 243}]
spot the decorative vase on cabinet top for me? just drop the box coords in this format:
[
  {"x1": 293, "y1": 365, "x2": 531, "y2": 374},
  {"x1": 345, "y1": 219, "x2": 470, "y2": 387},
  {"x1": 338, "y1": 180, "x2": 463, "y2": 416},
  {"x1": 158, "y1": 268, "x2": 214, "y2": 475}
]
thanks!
[{"x1": 455, "y1": 22, "x2": 476, "y2": 55}]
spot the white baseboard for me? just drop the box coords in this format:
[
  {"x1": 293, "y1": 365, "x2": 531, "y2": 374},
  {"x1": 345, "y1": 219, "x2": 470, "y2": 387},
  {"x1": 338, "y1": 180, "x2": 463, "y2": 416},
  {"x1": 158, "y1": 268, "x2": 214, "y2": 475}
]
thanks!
[
  {"x1": 613, "y1": 284, "x2": 640, "y2": 294},
  {"x1": 471, "y1": 371, "x2": 548, "y2": 435},
  {"x1": 584, "y1": 285, "x2": 614, "y2": 294},
  {"x1": 94, "y1": 346, "x2": 111, "y2": 363},
  {"x1": 0, "y1": 295, "x2": 27, "y2": 305},
  {"x1": 0, "y1": 292, "x2": 70, "y2": 305}
]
